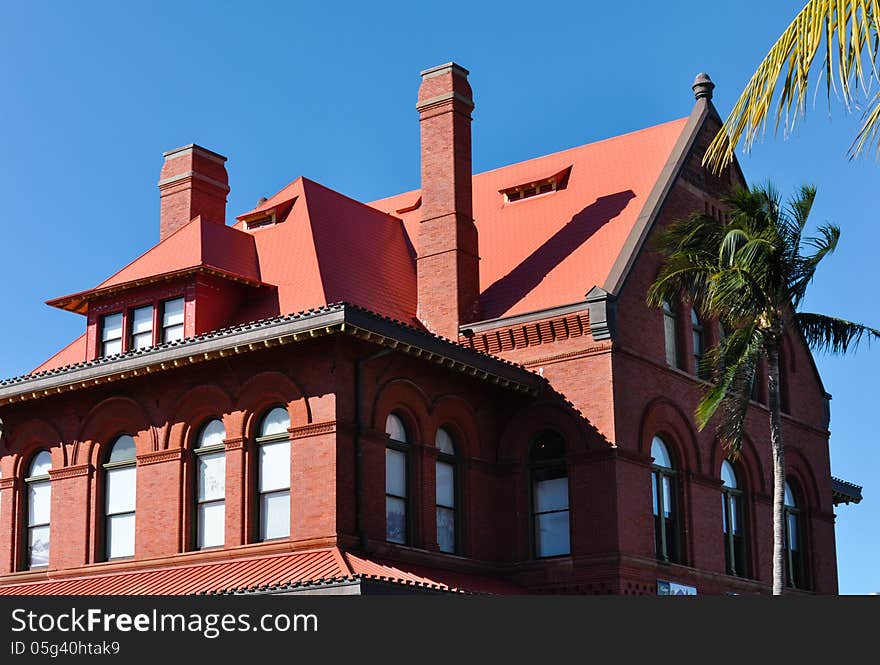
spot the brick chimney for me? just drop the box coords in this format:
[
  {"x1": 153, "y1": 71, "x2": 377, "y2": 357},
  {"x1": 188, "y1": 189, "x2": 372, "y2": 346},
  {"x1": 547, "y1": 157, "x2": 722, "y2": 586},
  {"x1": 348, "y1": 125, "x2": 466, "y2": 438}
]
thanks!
[
  {"x1": 416, "y1": 63, "x2": 480, "y2": 339},
  {"x1": 158, "y1": 144, "x2": 230, "y2": 240}
]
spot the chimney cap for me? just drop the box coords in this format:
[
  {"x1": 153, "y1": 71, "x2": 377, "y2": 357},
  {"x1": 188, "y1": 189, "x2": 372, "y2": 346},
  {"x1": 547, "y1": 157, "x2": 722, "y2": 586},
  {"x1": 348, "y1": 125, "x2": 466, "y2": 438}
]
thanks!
[
  {"x1": 420, "y1": 62, "x2": 470, "y2": 79},
  {"x1": 692, "y1": 73, "x2": 715, "y2": 100},
  {"x1": 162, "y1": 144, "x2": 228, "y2": 162}
]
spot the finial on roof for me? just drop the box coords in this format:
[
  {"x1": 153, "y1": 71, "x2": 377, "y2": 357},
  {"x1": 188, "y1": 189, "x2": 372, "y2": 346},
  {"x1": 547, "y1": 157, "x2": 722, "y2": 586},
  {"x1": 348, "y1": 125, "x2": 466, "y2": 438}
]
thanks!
[
  {"x1": 257, "y1": 196, "x2": 268, "y2": 205},
  {"x1": 692, "y1": 73, "x2": 715, "y2": 101}
]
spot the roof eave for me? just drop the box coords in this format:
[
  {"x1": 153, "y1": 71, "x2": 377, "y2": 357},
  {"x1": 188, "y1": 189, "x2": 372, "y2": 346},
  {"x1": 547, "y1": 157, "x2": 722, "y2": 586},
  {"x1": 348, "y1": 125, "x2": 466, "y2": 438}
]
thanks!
[{"x1": 0, "y1": 304, "x2": 544, "y2": 406}]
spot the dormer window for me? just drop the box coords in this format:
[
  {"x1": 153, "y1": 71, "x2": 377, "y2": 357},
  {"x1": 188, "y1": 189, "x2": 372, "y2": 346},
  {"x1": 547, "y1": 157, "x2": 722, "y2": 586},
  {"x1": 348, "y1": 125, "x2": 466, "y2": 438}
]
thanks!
[
  {"x1": 501, "y1": 166, "x2": 571, "y2": 204},
  {"x1": 245, "y1": 215, "x2": 275, "y2": 230},
  {"x1": 161, "y1": 297, "x2": 185, "y2": 343},
  {"x1": 129, "y1": 305, "x2": 154, "y2": 350},
  {"x1": 101, "y1": 313, "x2": 123, "y2": 357},
  {"x1": 505, "y1": 177, "x2": 558, "y2": 203}
]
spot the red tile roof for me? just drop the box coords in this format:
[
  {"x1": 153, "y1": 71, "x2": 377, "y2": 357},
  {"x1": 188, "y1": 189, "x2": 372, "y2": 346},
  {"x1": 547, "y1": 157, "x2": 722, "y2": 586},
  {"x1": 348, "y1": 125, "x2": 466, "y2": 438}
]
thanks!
[
  {"x1": 370, "y1": 118, "x2": 688, "y2": 319},
  {"x1": 36, "y1": 117, "x2": 687, "y2": 371},
  {"x1": 0, "y1": 548, "x2": 523, "y2": 596}
]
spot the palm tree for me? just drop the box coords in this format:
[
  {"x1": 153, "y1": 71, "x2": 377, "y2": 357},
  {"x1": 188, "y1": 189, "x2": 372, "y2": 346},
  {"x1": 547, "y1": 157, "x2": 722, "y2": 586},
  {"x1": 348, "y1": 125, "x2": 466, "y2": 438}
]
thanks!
[
  {"x1": 704, "y1": 1, "x2": 880, "y2": 171},
  {"x1": 647, "y1": 183, "x2": 880, "y2": 595}
]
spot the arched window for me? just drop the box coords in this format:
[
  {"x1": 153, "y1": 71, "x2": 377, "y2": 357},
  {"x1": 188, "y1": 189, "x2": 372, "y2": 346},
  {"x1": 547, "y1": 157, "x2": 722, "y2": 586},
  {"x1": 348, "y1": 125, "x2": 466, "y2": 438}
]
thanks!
[
  {"x1": 530, "y1": 431, "x2": 570, "y2": 558},
  {"x1": 385, "y1": 413, "x2": 409, "y2": 545},
  {"x1": 651, "y1": 436, "x2": 680, "y2": 563},
  {"x1": 721, "y1": 460, "x2": 747, "y2": 576},
  {"x1": 195, "y1": 419, "x2": 226, "y2": 549},
  {"x1": 784, "y1": 481, "x2": 806, "y2": 588},
  {"x1": 662, "y1": 301, "x2": 679, "y2": 368},
  {"x1": 25, "y1": 451, "x2": 52, "y2": 569},
  {"x1": 104, "y1": 435, "x2": 137, "y2": 560},
  {"x1": 691, "y1": 308, "x2": 706, "y2": 378},
  {"x1": 256, "y1": 407, "x2": 290, "y2": 542},
  {"x1": 435, "y1": 427, "x2": 458, "y2": 554}
]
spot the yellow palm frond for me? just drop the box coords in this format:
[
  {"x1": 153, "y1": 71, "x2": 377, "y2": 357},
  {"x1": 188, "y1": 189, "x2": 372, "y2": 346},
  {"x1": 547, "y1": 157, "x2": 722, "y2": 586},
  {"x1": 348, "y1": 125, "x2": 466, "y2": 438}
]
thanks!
[{"x1": 704, "y1": 0, "x2": 880, "y2": 172}]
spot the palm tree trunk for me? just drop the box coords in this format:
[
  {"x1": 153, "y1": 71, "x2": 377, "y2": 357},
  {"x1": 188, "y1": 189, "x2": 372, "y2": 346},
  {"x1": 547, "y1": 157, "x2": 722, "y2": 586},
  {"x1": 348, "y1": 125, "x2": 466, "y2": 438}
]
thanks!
[{"x1": 767, "y1": 344, "x2": 786, "y2": 595}]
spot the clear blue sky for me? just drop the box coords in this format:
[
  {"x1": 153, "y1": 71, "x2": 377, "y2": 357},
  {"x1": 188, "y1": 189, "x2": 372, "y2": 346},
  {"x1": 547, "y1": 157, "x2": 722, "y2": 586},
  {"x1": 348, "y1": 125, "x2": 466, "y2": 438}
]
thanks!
[{"x1": 0, "y1": 1, "x2": 876, "y2": 593}]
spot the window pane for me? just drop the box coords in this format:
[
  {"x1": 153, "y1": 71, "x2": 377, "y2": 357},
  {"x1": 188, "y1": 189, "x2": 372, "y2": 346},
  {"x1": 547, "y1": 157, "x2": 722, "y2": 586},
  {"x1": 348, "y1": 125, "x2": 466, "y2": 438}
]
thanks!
[
  {"x1": 28, "y1": 451, "x2": 52, "y2": 478},
  {"x1": 385, "y1": 448, "x2": 407, "y2": 497},
  {"x1": 28, "y1": 481, "x2": 51, "y2": 526},
  {"x1": 385, "y1": 414, "x2": 407, "y2": 442},
  {"x1": 652, "y1": 472, "x2": 659, "y2": 516},
  {"x1": 197, "y1": 420, "x2": 226, "y2": 448},
  {"x1": 435, "y1": 427, "x2": 455, "y2": 455},
  {"x1": 198, "y1": 501, "x2": 225, "y2": 549},
  {"x1": 386, "y1": 496, "x2": 406, "y2": 544},
  {"x1": 721, "y1": 460, "x2": 737, "y2": 488},
  {"x1": 259, "y1": 407, "x2": 290, "y2": 437},
  {"x1": 721, "y1": 494, "x2": 728, "y2": 533},
  {"x1": 437, "y1": 507, "x2": 455, "y2": 553},
  {"x1": 132, "y1": 331, "x2": 153, "y2": 350},
  {"x1": 106, "y1": 513, "x2": 135, "y2": 559},
  {"x1": 260, "y1": 490, "x2": 290, "y2": 540},
  {"x1": 534, "y1": 477, "x2": 568, "y2": 513},
  {"x1": 108, "y1": 435, "x2": 136, "y2": 463},
  {"x1": 664, "y1": 313, "x2": 678, "y2": 367},
  {"x1": 106, "y1": 466, "x2": 137, "y2": 514},
  {"x1": 162, "y1": 298, "x2": 184, "y2": 327},
  {"x1": 650, "y1": 437, "x2": 672, "y2": 468},
  {"x1": 198, "y1": 452, "x2": 225, "y2": 501},
  {"x1": 787, "y1": 513, "x2": 798, "y2": 551},
  {"x1": 28, "y1": 526, "x2": 50, "y2": 568},
  {"x1": 131, "y1": 306, "x2": 153, "y2": 334},
  {"x1": 662, "y1": 475, "x2": 673, "y2": 518},
  {"x1": 258, "y1": 440, "x2": 290, "y2": 492},
  {"x1": 784, "y1": 482, "x2": 795, "y2": 508},
  {"x1": 436, "y1": 461, "x2": 455, "y2": 508},
  {"x1": 730, "y1": 495, "x2": 740, "y2": 534},
  {"x1": 102, "y1": 313, "x2": 123, "y2": 341},
  {"x1": 102, "y1": 338, "x2": 123, "y2": 356},
  {"x1": 163, "y1": 323, "x2": 184, "y2": 343},
  {"x1": 535, "y1": 511, "x2": 570, "y2": 557}
]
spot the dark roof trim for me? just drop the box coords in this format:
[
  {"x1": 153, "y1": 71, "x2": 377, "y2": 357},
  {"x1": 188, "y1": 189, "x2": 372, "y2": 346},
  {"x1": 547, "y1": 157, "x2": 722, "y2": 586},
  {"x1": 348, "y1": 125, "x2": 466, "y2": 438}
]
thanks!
[
  {"x1": 602, "y1": 97, "x2": 713, "y2": 296},
  {"x1": 0, "y1": 303, "x2": 544, "y2": 406},
  {"x1": 831, "y1": 476, "x2": 863, "y2": 506},
  {"x1": 459, "y1": 299, "x2": 589, "y2": 335}
]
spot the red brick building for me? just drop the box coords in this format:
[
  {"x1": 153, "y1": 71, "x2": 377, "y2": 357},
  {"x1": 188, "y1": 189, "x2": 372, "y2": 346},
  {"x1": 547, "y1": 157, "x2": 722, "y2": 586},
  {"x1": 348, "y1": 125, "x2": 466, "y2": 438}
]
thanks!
[{"x1": 0, "y1": 64, "x2": 861, "y2": 595}]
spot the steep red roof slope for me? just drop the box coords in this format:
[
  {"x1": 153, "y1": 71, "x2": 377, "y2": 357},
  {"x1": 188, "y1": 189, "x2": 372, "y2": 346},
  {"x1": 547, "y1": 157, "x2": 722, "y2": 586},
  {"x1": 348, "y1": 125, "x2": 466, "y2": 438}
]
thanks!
[
  {"x1": 370, "y1": 117, "x2": 688, "y2": 319},
  {"x1": 35, "y1": 117, "x2": 687, "y2": 372}
]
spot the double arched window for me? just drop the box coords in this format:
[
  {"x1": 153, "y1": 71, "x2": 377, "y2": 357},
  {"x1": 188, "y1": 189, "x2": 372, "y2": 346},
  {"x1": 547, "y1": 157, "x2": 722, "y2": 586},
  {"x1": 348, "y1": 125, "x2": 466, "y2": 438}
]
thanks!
[
  {"x1": 256, "y1": 407, "x2": 291, "y2": 542},
  {"x1": 385, "y1": 414, "x2": 409, "y2": 545},
  {"x1": 651, "y1": 436, "x2": 680, "y2": 563},
  {"x1": 721, "y1": 460, "x2": 747, "y2": 576},
  {"x1": 195, "y1": 419, "x2": 226, "y2": 549},
  {"x1": 530, "y1": 431, "x2": 570, "y2": 558},
  {"x1": 435, "y1": 427, "x2": 458, "y2": 554},
  {"x1": 784, "y1": 481, "x2": 806, "y2": 588},
  {"x1": 103, "y1": 435, "x2": 137, "y2": 560},
  {"x1": 25, "y1": 451, "x2": 52, "y2": 569}
]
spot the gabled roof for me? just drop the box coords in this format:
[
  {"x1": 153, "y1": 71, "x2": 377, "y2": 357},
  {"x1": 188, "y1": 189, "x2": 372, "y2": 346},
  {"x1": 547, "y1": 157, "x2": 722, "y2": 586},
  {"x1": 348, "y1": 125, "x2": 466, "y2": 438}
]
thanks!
[
  {"x1": 370, "y1": 118, "x2": 689, "y2": 320},
  {"x1": 47, "y1": 216, "x2": 266, "y2": 314},
  {"x1": 0, "y1": 547, "x2": 524, "y2": 595}
]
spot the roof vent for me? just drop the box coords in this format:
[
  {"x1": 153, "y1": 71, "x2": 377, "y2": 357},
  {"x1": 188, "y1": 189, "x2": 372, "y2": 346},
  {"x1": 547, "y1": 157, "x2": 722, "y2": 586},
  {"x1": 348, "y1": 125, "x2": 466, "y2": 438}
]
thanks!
[{"x1": 500, "y1": 166, "x2": 572, "y2": 204}]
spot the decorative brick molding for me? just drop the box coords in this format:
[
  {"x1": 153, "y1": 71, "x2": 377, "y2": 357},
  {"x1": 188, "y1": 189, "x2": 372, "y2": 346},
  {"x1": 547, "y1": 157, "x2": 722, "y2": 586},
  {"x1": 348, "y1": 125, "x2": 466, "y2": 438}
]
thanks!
[
  {"x1": 522, "y1": 343, "x2": 612, "y2": 368},
  {"x1": 0, "y1": 477, "x2": 14, "y2": 490},
  {"x1": 223, "y1": 437, "x2": 246, "y2": 451},
  {"x1": 137, "y1": 448, "x2": 183, "y2": 466},
  {"x1": 48, "y1": 464, "x2": 92, "y2": 481},
  {"x1": 462, "y1": 311, "x2": 591, "y2": 355},
  {"x1": 288, "y1": 421, "x2": 337, "y2": 440}
]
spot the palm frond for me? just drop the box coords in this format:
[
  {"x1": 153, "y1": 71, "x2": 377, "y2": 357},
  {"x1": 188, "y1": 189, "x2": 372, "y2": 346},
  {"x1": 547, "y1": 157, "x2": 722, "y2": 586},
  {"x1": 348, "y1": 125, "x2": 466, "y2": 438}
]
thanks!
[
  {"x1": 797, "y1": 311, "x2": 880, "y2": 352},
  {"x1": 788, "y1": 223, "x2": 840, "y2": 306},
  {"x1": 704, "y1": 0, "x2": 880, "y2": 171}
]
